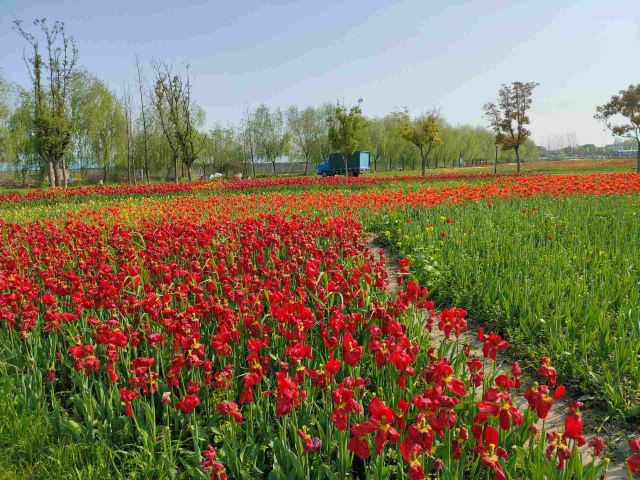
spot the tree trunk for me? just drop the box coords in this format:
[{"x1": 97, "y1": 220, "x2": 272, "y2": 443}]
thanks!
[
  {"x1": 494, "y1": 145, "x2": 498, "y2": 175},
  {"x1": 515, "y1": 145, "x2": 521, "y2": 174},
  {"x1": 103, "y1": 164, "x2": 108, "y2": 184},
  {"x1": 304, "y1": 156, "x2": 309, "y2": 176},
  {"x1": 61, "y1": 158, "x2": 68, "y2": 188},
  {"x1": 127, "y1": 152, "x2": 132, "y2": 185},
  {"x1": 186, "y1": 163, "x2": 192, "y2": 182},
  {"x1": 272, "y1": 159, "x2": 277, "y2": 177},
  {"x1": 53, "y1": 160, "x2": 62, "y2": 187},
  {"x1": 343, "y1": 153, "x2": 349, "y2": 176},
  {"x1": 47, "y1": 159, "x2": 56, "y2": 189},
  {"x1": 420, "y1": 146, "x2": 426, "y2": 177},
  {"x1": 174, "y1": 155, "x2": 179, "y2": 183}
]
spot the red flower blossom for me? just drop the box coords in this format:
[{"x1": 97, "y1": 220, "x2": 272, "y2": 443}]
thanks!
[
  {"x1": 176, "y1": 394, "x2": 200, "y2": 414},
  {"x1": 537, "y1": 356, "x2": 558, "y2": 386},
  {"x1": 199, "y1": 445, "x2": 227, "y2": 480},
  {"x1": 331, "y1": 387, "x2": 361, "y2": 431},
  {"x1": 349, "y1": 397, "x2": 400, "y2": 457},
  {"x1": 474, "y1": 425, "x2": 508, "y2": 480},
  {"x1": 477, "y1": 328, "x2": 509, "y2": 361},
  {"x1": 627, "y1": 437, "x2": 640, "y2": 474},
  {"x1": 342, "y1": 332, "x2": 363, "y2": 367},
  {"x1": 216, "y1": 401, "x2": 243, "y2": 423},
  {"x1": 275, "y1": 372, "x2": 305, "y2": 416},
  {"x1": 564, "y1": 401, "x2": 585, "y2": 446},
  {"x1": 296, "y1": 427, "x2": 322, "y2": 453},
  {"x1": 524, "y1": 383, "x2": 565, "y2": 420},
  {"x1": 119, "y1": 388, "x2": 140, "y2": 417}
]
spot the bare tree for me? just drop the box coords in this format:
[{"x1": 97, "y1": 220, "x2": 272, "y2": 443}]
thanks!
[
  {"x1": 135, "y1": 55, "x2": 150, "y2": 181},
  {"x1": 14, "y1": 19, "x2": 78, "y2": 188},
  {"x1": 151, "y1": 62, "x2": 206, "y2": 182},
  {"x1": 483, "y1": 81, "x2": 538, "y2": 173},
  {"x1": 122, "y1": 84, "x2": 135, "y2": 184}
]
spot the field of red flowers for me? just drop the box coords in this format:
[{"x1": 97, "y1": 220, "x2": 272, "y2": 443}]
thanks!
[{"x1": 1, "y1": 172, "x2": 639, "y2": 479}]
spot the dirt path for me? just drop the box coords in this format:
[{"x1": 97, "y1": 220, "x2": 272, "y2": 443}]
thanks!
[{"x1": 365, "y1": 235, "x2": 628, "y2": 479}]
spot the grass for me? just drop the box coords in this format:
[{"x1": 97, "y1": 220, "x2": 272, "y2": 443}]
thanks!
[
  {"x1": 367, "y1": 158, "x2": 637, "y2": 177},
  {"x1": 372, "y1": 193, "x2": 640, "y2": 417}
]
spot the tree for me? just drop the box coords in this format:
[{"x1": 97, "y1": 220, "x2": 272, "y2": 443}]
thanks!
[
  {"x1": 595, "y1": 84, "x2": 640, "y2": 172},
  {"x1": 253, "y1": 104, "x2": 289, "y2": 176},
  {"x1": 202, "y1": 125, "x2": 242, "y2": 177},
  {"x1": 135, "y1": 56, "x2": 150, "y2": 181},
  {"x1": 87, "y1": 81, "x2": 125, "y2": 184},
  {"x1": 483, "y1": 102, "x2": 503, "y2": 174},
  {"x1": 396, "y1": 108, "x2": 442, "y2": 176},
  {"x1": 483, "y1": 81, "x2": 538, "y2": 174},
  {"x1": 152, "y1": 62, "x2": 206, "y2": 182},
  {"x1": 0, "y1": 73, "x2": 12, "y2": 163},
  {"x1": 328, "y1": 101, "x2": 367, "y2": 176},
  {"x1": 122, "y1": 85, "x2": 135, "y2": 184},
  {"x1": 286, "y1": 105, "x2": 327, "y2": 175},
  {"x1": 14, "y1": 19, "x2": 78, "y2": 188}
]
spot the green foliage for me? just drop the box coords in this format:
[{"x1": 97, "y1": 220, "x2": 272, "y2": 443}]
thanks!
[
  {"x1": 252, "y1": 104, "x2": 290, "y2": 175},
  {"x1": 327, "y1": 102, "x2": 368, "y2": 174},
  {"x1": 286, "y1": 104, "x2": 331, "y2": 174},
  {"x1": 595, "y1": 84, "x2": 640, "y2": 172},
  {"x1": 395, "y1": 109, "x2": 442, "y2": 176}
]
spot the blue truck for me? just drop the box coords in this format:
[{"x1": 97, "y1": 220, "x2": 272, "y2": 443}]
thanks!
[{"x1": 316, "y1": 151, "x2": 370, "y2": 177}]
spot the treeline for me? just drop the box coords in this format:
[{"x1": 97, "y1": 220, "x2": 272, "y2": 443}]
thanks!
[{"x1": 0, "y1": 19, "x2": 536, "y2": 187}]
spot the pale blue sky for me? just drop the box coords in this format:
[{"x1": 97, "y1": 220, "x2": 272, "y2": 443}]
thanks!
[{"x1": 1, "y1": 0, "x2": 639, "y2": 145}]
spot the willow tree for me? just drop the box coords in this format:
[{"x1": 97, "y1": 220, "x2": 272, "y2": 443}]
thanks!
[
  {"x1": 595, "y1": 84, "x2": 640, "y2": 173},
  {"x1": 14, "y1": 19, "x2": 78, "y2": 187},
  {"x1": 483, "y1": 81, "x2": 538, "y2": 174},
  {"x1": 396, "y1": 108, "x2": 442, "y2": 176},
  {"x1": 253, "y1": 104, "x2": 290, "y2": 176}
]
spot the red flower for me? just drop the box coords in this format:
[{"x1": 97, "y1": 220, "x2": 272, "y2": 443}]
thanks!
[
  {"x1": 426, "y1": 358, "x2": 466, "y2": 396},
  {"x1": 564, "y1": 401, "x2": 585, "y2": 446},
  {"x1": 627, "y1": 437, "x2": 640, "y2": 474},
  {"x1": 216, "y1": 401, "x2": 243, "y2": 423},
  {"x1": 119, "y1": 388, "x2": 140, "y2": 417},
  {"x1": 524, "y1": 383, "x2": 565, "y2": 420},
  {"x1": 477, "y1": 387, "x2": 523, "y2": 431},
  {"x1": 546, "y1": 431, "x2": 572, "y2": 469},
  {"x1": 199, "y1": 445, "x2": 227, "y2": 480},
  {"x1": 477, "y1": 328, "x2": 509, "y2": 361},
  {"x1": 437, "y1": 307, "x2": 467, "y2": 339},
  {"x1": 588, "y1": 436, "x2": 605, "y2": 457},
  {"x1": 331, "y1": 387, "x2": 361, "y2": 430},
  {"x1": 348, "y1": 435, "x2": 371, "y2": 459},
  {"x1": 537, "y1": 357, "x2": 558, "y2": 386},
  {"x1": 342, "y1": 332, "x2": 363, "y2": 367},
  {"x1": 296, "y1": 427, "x2": 322, "y2": 453},
  {"x1": 275, "y1": 372, "x2": 305, "y2": 416},
  {"x1": 400, "y1": 441, "x2": 425, "y2": 480},
  {"x1": 473, "y1": 425, "x2": 508, "y2": 480},
  {"x1": 176, "y1": 394, "x2": 200, "y2": 414},
  {"x1": 349, "y1": 398, "x2": 400, "y2": 457}
]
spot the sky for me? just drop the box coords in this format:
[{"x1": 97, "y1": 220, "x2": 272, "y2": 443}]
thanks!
[{"x1": 1, "y1": 0, "x2": 639, "y2": 146}]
